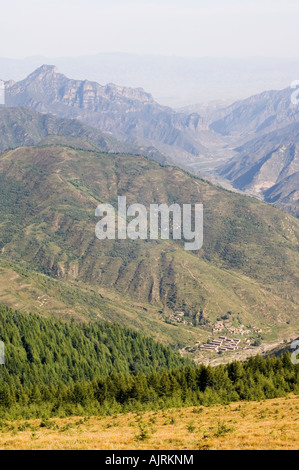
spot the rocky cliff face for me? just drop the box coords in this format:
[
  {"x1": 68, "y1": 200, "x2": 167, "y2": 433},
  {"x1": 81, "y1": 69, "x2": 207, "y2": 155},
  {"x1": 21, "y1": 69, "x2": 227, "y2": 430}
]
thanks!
[
  {"x1": 210, "y1": 88, "x2": 299, "y2": 138},
  {"x1": 264, "y1": 171, "x2": 299, "y2": 218},
  {"x1": 216, "y1": 123, "x2": 299, "y2": 217},
  {"x1": 209, "y1": 87, "x2": 299, "y2": 218},
  {"x1": 4, "y1": 65, "x2": 210, "y2": 165}
]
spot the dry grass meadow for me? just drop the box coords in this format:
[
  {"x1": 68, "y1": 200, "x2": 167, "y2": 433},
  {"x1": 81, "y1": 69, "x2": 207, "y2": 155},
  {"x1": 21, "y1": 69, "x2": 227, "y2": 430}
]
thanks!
[{"x1": 0, "y1": 395, "x2": 298, "y2": 450}]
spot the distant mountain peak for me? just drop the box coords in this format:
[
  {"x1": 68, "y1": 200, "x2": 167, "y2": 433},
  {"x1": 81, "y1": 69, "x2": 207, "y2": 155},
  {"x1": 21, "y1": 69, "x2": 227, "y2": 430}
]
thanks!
[{"x1": 31, "y1": 64, "x2": 59, "y2": 77}]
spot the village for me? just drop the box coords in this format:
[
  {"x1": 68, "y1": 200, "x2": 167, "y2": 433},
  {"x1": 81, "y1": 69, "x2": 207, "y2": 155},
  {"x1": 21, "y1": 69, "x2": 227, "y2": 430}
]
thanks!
[
  {"x1": 184, "y1": 333, "x2": 261, "y2": 355},
  {"x1": 200, "y1": 336, "x2": 241, "y2": 352},
  {"x1": 212, "y1": 319, "x2": 262, "y2": 336},
  {"x1": 169, "y1": 311, "x2": 263, "y2": 355}
]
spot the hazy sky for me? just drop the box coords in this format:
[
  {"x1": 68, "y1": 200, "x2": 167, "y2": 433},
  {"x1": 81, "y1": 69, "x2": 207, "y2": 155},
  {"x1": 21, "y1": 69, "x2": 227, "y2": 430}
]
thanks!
[{"x1": 1, "y1": 0, "x2": 298, "y2": 59}]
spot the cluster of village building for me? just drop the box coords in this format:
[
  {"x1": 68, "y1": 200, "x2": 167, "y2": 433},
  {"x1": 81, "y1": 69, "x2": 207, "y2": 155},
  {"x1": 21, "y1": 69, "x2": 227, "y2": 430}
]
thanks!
[
  {"x1": 212, "y1": 320, "x2": 262, "y2": 336},
  {"x1": 169, "y1": 311, "x2": 193, "y2": 325},
  {"x1": 200, "y1": 336, "x2": 241, "y2": 352}
]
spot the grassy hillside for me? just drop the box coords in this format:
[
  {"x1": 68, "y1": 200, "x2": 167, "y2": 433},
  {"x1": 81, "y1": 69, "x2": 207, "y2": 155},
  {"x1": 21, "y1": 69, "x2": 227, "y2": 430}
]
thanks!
[
  {"x1": 1, "y1": 395, "x2": 298, "y2": 450},
  {"x1": 0, "y1": 145, "x2": 298, "y2": 349}
]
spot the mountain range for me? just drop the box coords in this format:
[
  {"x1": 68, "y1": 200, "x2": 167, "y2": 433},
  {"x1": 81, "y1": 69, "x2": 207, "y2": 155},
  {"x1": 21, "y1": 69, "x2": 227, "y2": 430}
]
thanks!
[
  {"x1": 2, "y1": 65, "x2": 298, "y2": 219},
  {"x1": 1, "y1": 54, "x2": 299, "y2": 107},
  {"x1": 0, "y1": 65, "x2": 298, "y2": 360},
  {"x1": 210, "y1": 88, "x2": 299, "y2": 138},
  {"x1": 0, "y1": 106, "x2": 167, "y2": 163},
  {"x1": 3, "y1": 65, "x2": 298, "y2": 218},
  {"x1": 4, "y1": 65, "x2": 216, "y2": 168}
]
